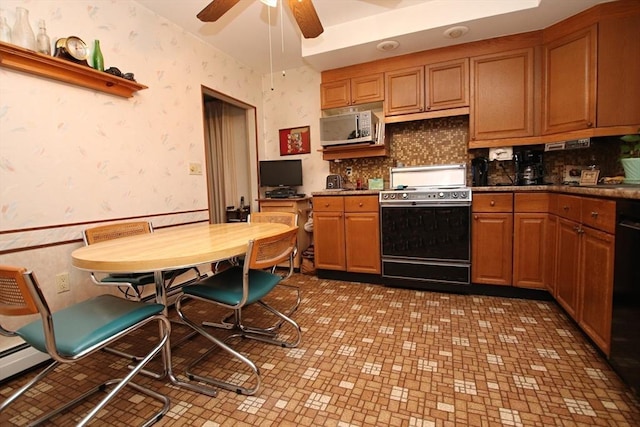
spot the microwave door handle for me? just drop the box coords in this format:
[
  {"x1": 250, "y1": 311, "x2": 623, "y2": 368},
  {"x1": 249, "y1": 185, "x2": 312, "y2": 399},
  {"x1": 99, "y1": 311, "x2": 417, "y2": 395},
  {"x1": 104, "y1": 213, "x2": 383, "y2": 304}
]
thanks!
[{"x1": 355, "y1": 115, "x2": 360, "y2": 138}]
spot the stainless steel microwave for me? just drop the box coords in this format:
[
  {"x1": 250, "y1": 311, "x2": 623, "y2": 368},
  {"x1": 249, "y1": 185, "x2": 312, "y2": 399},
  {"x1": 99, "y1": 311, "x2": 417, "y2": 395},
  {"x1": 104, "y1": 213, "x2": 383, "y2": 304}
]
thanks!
[{"x1": 320, "y1": 110, "x2": 384, "y2": 147}]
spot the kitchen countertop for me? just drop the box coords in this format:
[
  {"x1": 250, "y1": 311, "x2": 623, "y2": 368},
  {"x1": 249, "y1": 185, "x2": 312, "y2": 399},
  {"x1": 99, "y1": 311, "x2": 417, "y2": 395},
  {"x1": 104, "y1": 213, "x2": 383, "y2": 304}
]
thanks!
[{"x1": 312, "y1": 185, "x2": 640, "y2": 200}]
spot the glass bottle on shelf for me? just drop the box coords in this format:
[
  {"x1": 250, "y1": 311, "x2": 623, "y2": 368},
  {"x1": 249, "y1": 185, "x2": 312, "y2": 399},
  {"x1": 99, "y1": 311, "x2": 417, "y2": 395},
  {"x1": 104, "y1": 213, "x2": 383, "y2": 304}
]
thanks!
[
  {"x1": 36, "y1": 19, "x2": 51, "y2": 55},
  {"x1": 92, "y1": 39, "x2": 104, "y2": 71},
  {"x1": 0, "y1": 10, "x2": 11, "y2": 43},
  {"x1": 11, "y1": 7, "x2": 36, "y2": 51}
]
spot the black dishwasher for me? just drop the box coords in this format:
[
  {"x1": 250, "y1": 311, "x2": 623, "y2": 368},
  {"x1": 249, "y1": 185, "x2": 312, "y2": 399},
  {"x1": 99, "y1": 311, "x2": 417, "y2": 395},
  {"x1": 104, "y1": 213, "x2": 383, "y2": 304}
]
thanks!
[{"x1": 609, "y1": 199, "x2": 640, "y2": 397}]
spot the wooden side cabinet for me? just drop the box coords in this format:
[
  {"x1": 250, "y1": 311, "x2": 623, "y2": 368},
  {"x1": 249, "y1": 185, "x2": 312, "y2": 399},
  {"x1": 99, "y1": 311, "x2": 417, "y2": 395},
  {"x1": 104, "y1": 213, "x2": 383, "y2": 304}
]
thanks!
[
  {"x1": 313, "y1": 196, "x2": 346, "y2": 270},
  {"x1": 471, "y1": 193, "x2": 513, "y2": 286},
  {"x1": 542, "y1": 25, "x2": 597, "y2": 134},
  {"x1": 513, "y1": 193, "x2": 551, "y2": 289},
  {"x1": 470, "y1": 48, "x2": 535, "y2": 141},
  {"x1": 258, "y1": 198, "x2": 311, "y2": 269}
]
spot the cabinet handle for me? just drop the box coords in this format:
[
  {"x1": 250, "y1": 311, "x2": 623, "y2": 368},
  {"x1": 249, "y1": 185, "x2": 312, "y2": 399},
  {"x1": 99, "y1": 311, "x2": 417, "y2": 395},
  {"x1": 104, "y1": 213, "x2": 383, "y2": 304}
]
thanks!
[
  {"x1": 578, "y1": 227, "x2": 585, "y2": 234},
  {"x1": 359, "y1": 203, "x2": 363, "y2": 207},
  {"x1": 474, "y1": 215, "x2": 479, "y2": 220},
  {"x1": 573, "y1": 225, "x2": 580, "y2": 232},
  {"x1": 490, "y1": 200, "x2": 495, "y2": 206},
  {"x1": 324, "y1": 203, "x2": 330, "y2": 207},
  {"x1": 591, "y1": 211, "x2": 598, "y2": 218},
  {"x1": 587, "y1": 122, "x2": 593, "y2": 127},
  {"x1": 563, "y1": 205, "x2": 569, "y2": 211}
]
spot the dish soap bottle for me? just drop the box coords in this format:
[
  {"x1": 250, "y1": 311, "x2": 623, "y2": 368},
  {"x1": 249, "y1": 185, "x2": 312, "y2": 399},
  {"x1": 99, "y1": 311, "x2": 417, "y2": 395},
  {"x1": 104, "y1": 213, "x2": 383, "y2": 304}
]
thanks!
[
  {"x1": 92, "y1": 39, "x2": 104, "y2": 71},
  {"x1": 36, "y1": 20, "x2": 51, "y2": 55}
]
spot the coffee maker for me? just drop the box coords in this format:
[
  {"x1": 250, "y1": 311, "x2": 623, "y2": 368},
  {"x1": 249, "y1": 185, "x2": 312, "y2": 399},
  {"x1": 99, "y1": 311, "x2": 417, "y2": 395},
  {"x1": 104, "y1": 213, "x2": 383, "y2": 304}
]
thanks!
[
  {"x1": 514, "y1": 149, "x2": 544, "y2": 185},
  {"x1": 471, "y1": 157, "x2": 489, "y2": 186}
]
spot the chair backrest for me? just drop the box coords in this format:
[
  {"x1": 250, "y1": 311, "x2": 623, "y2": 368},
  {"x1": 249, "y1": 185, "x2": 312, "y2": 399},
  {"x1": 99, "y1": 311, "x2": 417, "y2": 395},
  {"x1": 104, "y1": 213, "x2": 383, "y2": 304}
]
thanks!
[
  {"x1": 245, "y1": 228, "x2": 298, "y2": 271},
  {"x1": 248, "y1": 212, "x2": 298, "y2": 228},
  {"x1": 0, "y1": 265, "x2": 41, "y2": 317},
  {"x1": 83, "y1": 221, "x2": 152, "y2": 245}
]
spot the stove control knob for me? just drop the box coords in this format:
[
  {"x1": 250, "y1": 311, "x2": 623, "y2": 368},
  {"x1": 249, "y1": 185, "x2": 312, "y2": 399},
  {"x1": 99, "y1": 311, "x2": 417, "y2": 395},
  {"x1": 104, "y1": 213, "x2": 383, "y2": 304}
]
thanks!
[
  {"x1": 402, "y1": 193, "x2": 408, "y2": 199},
  {"x1": 438, "y1": 192, "x2": 445, "y2": 198},
  {"x1": 452, "y1": 192, "x2": 458, "y2": 198},
  {"x1": 390, "y1": 193, "x2": 396, "y2": 199},
  {"x1": 459, "y1": 191, "x2": 467, "y2": 199},
  {"x1": 382, "y1": 194, "x2": 388, "y2": 200}
]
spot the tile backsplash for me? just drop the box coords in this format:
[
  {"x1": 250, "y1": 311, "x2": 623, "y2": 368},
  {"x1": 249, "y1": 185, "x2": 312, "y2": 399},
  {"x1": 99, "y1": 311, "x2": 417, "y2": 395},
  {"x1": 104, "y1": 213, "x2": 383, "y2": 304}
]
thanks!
[{"x1": 329, "y1": 117, "x2": 627, "y2": 187}]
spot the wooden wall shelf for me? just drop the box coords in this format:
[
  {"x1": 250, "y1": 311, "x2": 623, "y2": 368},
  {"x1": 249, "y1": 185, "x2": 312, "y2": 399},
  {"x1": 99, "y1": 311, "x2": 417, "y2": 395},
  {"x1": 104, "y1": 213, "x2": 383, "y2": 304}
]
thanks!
[{"x1": 0, "y1": 41, "x2": 147, "y2": 98}]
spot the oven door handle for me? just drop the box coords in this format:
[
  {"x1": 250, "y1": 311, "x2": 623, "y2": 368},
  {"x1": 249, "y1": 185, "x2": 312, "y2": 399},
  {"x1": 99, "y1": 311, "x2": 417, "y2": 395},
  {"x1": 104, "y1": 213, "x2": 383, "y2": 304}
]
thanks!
[{"x1": 380, "y1": 202, "x2": 471, "y2": 208}]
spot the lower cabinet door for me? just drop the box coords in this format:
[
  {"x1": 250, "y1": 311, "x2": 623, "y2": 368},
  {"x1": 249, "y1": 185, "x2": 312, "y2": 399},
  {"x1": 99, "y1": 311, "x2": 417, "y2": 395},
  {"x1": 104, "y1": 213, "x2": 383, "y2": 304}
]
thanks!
[
  {"x1": 513, "y1": 213, "x2": 547, "y2": 289},
  {"x1": 472, "y1": 213, "x2": 513, "y2": 285},
  {"x1": 555, "y1": 218, "x2": 581, "y2": 318},
  {"x1": 345, "y1": 212, "x2": 380, "y2": 274},
  {"x1": 579, "y1": 226, "x2": 614, "y2": 355},
  {"x1": 314, "y1": 211, "x2": 346, "y2": 270}
]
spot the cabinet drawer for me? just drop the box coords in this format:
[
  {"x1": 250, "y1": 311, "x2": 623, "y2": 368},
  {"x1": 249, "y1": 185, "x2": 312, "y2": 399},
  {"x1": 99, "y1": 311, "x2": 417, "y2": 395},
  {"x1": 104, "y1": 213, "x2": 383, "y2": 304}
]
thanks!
[
  {"x1": 345, "y1": 195, "x2": 378, "y2": 212},
  {"x1": 515, "y1": 193, "x2": 550, "y2": 212},
  {"x1": 581, "y1": 197, "x2": 616, "y2": 234},
  {"x1": 259, "y1": 201, "x2": 297, "y2": 212},
  {"x1": 472, "y1": 193, "x2": 513, "y2": 212},
  {"x1": 557, "y1": 194, "x2": 581, "y2": 222},
  {"x1": 313, "y1": 196, "x2": 345, "y2": 212}
]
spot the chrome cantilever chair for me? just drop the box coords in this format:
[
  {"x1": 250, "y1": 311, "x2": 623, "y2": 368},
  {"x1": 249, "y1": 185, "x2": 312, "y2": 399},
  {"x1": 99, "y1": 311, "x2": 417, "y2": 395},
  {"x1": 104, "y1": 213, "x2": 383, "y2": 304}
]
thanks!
[
  {"x1": 0, "y1": 265, "x2": 171, "y2": 426},
  {"x1": 83, "y1": 221, "x2": 201, "y2": 301},
  {"x1": 205, "y1": 212, "x2": 301, "y2": 330},
  {"x1": 175, "y1": 227, "x2": 302, "y2": 395}
]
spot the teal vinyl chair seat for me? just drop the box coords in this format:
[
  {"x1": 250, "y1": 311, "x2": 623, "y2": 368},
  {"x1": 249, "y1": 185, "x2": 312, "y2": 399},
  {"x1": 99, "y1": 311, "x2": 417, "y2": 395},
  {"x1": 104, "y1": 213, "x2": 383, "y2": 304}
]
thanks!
[
  {"x1": 17, "y1": 294, "x2": 164, "y2": 357},
  {"x1": 183, "y1": 267, "x2": 280, "y2": 306},
  {"x1": 102, "y1": 272, "x2": 155, "y2": 285}
]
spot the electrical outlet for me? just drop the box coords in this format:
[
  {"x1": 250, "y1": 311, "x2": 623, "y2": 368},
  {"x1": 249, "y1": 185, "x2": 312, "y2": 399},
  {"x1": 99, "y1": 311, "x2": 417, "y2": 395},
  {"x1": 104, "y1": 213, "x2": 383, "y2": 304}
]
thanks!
[
  {"x1": 346, "y1": 167, "x2": 352, "y2": 176},
  {"x1": 189, "y1": 162, "x2": 202, "y2": 175},
  {"x1": 56, "y1": 273, "x2": 70, "y2": 293}
]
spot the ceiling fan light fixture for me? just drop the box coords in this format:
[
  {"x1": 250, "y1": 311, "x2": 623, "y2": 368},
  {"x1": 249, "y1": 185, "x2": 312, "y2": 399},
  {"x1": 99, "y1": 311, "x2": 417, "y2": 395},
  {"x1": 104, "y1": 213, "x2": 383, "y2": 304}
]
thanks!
[
  {"x1": 260, "y1": 0, "x2": 278, "y2": 7},
  {"x1": 376, "y1": 40, "x2": 399, "y2": 52},
  {"x1": 443, "y1": 26, "x2": 469, "y2": 39}
]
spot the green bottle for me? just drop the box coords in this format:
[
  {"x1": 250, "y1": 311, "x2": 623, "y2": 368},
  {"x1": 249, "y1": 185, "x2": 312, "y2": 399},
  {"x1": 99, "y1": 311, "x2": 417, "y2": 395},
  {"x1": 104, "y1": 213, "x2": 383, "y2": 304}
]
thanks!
[{"x1": 92, "y1": 39, "x2": 104, "y2": 71}]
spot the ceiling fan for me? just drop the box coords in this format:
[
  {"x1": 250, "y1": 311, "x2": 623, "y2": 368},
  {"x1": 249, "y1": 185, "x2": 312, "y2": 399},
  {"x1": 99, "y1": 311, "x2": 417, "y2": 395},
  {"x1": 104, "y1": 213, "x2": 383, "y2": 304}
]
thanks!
[{"x1": 197, "y1": 0, "x2": 324, "y2": 39}]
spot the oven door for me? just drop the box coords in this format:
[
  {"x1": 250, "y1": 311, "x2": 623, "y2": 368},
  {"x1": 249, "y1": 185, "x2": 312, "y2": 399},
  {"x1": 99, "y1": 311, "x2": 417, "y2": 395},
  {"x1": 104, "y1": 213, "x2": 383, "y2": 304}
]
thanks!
[{"x1": 380, "y1": 204, "x2": 471, "y2": 285}]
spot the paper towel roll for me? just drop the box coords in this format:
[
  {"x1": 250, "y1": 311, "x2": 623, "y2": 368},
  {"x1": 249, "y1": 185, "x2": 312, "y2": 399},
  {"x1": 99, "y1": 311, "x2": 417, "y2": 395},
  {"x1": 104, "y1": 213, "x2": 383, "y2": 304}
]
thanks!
[{"x1": 489, "y1": 147, "x2": 513, "y2": 161}]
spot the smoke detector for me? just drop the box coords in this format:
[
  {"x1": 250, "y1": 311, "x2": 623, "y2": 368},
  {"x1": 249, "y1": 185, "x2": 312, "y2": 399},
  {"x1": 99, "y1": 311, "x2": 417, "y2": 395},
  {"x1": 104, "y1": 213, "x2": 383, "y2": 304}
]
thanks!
[
  {"x1": 376, "y1": 40, "x2": 400, "y2": 52},
  {"x1": 443, "y1": 26, "x2": 469, "y2": 39}
]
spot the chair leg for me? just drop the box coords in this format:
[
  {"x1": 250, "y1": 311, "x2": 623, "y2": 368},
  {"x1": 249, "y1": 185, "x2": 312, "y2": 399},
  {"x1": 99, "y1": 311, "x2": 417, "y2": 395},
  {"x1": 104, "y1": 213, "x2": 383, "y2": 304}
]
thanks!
[
  {"x1": 237, "y1": 299, "x2": 302, "y2": 348},
  {"x1": 176, "y1": 297, "x2": 261, "y2": 395},
  {"x1": 2, "y1": 317, "x2": 171, "y2": 427}
]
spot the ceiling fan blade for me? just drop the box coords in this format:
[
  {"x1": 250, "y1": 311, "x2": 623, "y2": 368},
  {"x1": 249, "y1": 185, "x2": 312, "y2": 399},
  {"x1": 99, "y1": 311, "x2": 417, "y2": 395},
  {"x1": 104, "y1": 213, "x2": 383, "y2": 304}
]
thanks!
[
  {"x1": 197, "y1": 0, "x2": 241, "y2": 22},
  {"x1": 287, "y1": 0, "x2": 324, "y2": 39}
]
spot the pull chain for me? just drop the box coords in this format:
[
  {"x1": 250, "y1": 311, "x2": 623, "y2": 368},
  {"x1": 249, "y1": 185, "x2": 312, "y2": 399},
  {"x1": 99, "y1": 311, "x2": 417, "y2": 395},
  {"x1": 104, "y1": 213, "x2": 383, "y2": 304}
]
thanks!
[{"x1": 268, "y1": 5, "x2": 274, "y2": 90}]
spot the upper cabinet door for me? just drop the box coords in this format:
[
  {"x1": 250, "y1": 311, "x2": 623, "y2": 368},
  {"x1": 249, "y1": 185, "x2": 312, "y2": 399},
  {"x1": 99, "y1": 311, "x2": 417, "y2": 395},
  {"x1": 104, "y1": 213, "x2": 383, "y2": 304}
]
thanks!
[
  {"x1": 321, "y1": 79, "x2": 351, "y2": 109},
  {"x1": 470, "y1": 48, "x2": 535, "y2": 141},
  {"x1": 425, "y1": 58, "x2": 469, "y2": 111},
  {"x1": 384, "y1": 66, "x2": 424, "y2": 116},
  {"x1": 542, "y1": 25, "x2": 597, "y2": 134},
  {"x1": 597, "y1": 10, "x2": 640, "y2": 127},
  {"x1": 350, "y1": 73, "x2": 384, "y2": 105}
]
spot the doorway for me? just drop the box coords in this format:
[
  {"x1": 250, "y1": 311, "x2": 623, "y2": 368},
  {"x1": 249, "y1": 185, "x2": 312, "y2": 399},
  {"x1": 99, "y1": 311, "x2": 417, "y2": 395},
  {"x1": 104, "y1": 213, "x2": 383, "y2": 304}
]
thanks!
[{"x1": 202, "y1": 87, "x2": 258, "y2": 223}]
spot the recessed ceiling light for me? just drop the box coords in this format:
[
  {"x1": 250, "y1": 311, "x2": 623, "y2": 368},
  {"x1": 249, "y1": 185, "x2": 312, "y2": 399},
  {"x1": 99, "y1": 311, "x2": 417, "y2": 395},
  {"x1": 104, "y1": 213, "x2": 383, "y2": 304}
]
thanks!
[
  {"x1": 443, "y1": 26, "x2": 469, "y2": 39},
  {"x1": 376, "y1": 40, "x2": 400, "y2": 52}
]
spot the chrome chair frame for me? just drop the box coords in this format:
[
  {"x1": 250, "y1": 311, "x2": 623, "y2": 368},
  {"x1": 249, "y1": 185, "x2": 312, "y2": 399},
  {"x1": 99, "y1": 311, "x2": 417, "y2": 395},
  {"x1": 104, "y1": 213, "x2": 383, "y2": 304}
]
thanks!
[
  {"x1": 0, "y1": 265, "x2": 171, "y2": 427},
  {"x1": 175, "y1": 227, "x2": 302, "y2": 395}
]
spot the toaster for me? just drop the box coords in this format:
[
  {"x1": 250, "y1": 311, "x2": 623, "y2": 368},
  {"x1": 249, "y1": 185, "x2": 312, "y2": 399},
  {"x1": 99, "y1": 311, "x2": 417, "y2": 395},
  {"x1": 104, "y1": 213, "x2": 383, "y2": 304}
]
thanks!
[{"x1": 326, "y1": 174, "x2": 342, "y2": 189}]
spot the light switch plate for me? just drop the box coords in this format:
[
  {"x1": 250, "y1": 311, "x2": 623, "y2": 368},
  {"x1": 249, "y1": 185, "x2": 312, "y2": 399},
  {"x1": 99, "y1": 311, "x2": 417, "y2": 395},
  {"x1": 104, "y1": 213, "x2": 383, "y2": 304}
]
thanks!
[{"x1": 189, "y1": 163, "x2": 202, "y2": 175}]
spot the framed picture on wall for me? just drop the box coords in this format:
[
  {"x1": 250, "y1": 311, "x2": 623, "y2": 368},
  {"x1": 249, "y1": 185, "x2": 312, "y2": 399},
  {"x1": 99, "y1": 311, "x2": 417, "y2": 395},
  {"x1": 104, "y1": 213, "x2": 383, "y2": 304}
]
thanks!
[{"x1": 279, "y1": 126, "x2": 310, "y2": 156}]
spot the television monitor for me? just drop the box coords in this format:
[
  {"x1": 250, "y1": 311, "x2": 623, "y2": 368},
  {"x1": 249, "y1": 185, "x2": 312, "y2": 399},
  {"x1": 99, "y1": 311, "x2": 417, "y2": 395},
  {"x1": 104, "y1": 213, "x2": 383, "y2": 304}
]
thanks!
[{"x1": 259, "y1": 159, "x2": 303, "y2": 187}]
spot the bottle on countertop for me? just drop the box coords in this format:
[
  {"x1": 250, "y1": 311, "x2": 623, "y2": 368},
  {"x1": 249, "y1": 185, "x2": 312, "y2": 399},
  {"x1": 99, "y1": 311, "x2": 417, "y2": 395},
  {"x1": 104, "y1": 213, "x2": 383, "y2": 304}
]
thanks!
[
  {"x1": 240, "y1": 196, "x2": 245, "y2": 208},
  {"x1": 11, "y1": 7, "x2": 36, "y2": 51},
  {"x1": 0, "y1": 10, "x2": 11, "y2": 43},
  {"x1": 92, "y1": 39, "x2": 104, "y2": 71},
  {"x1": 36, "y1": 19, "x2": 51, "y2": 55}
]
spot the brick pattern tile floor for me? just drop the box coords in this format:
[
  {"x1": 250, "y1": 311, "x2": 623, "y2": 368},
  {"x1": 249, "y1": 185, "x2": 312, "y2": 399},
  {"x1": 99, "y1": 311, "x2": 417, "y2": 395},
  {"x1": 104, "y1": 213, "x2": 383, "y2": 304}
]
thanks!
[{"x1": 1, "y1": 274, "x2": 639, "y2": 426}]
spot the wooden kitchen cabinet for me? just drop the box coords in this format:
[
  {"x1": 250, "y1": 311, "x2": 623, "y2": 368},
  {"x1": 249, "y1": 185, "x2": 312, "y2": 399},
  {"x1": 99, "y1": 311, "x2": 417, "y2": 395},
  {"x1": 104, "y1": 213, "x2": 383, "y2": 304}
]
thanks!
[
  {"x1": 470, "y1": 48, "x2": 535, "y2": 141},
  {"x1": 542, "y1": 25, "x2": 597, "y2": 134},
  {"x1": 258, "y1": 198, "x2": 311, "y2": 269},
  {"x1": 513, "y1": 193, "x2": 550, "y2": 289},
  {"x1": 313, "y1": 195, "x2": 380, "y2": 274},
  {"x1": 554, "y1": 194, "x2": 616, "y2": 355},
  {"x1": 471, "y1": 193, "x2": 513, "y2": 286},
  {"x1": 320, "y1": 73, "x2": 384, "y2": 109},
  {"x1": 384, "y1": 66, "x2": 424, "y2": 116},
  {"x1": 425, "y1": 58, "x2": 469, "y2": 111}
]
